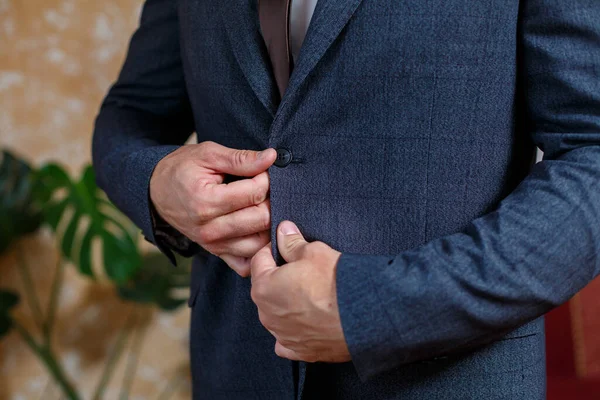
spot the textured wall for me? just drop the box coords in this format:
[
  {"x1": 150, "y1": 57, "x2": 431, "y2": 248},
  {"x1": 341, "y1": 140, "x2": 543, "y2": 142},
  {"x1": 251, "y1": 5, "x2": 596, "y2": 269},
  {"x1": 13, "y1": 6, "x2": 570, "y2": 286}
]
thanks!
[{"x1": 0, "y1": 1, "x2": 191, "y2": 399}]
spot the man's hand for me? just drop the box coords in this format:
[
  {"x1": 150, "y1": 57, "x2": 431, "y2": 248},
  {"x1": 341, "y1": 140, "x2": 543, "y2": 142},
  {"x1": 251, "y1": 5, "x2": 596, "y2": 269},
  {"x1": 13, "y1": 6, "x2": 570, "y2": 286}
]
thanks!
[
  {"x1": 250, "y1": 221, "x2": 350, "y2": 363},
  {"x1": 149, "y1": 141, "x2": 277, "y2": 277}
]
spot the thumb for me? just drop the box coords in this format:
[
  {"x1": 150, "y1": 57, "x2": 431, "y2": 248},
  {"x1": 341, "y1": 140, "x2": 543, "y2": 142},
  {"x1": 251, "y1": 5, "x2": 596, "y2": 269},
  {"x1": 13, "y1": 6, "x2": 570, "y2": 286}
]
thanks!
[
  {"x1": 277, "y1": 221, "x2": 308, "y2": 263},
  {"x1": 250, "y1": 241, "x2": 277, "y2": 282},
  {"x1": 207, "y1": 143, "x2": 276, "y2": 176}
]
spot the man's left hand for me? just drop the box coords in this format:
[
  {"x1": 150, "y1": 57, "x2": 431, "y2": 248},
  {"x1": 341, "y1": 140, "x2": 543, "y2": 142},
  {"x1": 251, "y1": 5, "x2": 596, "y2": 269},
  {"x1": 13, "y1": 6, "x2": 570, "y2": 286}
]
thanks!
[{"x1": 250, "y1": 220, "x2": 351, "y2": 363}]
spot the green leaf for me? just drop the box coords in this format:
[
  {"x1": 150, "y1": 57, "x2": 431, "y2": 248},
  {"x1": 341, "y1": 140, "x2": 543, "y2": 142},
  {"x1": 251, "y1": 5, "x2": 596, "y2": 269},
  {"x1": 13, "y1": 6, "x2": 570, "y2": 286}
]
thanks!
[
  {"x1": 0, "y1": 290, "x2": 20, "y2": 338},
  {"x1": 36, "y1": 164, "x2": 141, "y2": 284},
  {"x1": 117, "y1": 252, "x2": 191, "y2": 311},
  {"x1": 0, "y1": 150, "x2": 43, "y2": 253}
]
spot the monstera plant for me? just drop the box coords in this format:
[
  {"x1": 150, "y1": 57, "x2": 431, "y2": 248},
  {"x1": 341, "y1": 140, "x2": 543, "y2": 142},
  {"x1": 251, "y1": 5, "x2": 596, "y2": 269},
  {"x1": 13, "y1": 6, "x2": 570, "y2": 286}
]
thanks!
[{"x1": 0, "y1": 149, "x2": 191, "y2": 400}]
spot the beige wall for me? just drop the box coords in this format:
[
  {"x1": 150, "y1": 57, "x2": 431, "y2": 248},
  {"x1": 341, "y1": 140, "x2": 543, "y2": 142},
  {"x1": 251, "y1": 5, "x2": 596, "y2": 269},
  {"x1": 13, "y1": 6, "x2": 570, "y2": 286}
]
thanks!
[{"x1": 1, "y1": 1, "x2": 191, "y2": 398}]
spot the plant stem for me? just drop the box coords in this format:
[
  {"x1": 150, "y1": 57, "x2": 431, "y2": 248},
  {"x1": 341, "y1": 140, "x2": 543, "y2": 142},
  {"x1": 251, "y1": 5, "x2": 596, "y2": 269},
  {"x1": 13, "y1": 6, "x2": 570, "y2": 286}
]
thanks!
[
  {"x1": 119, "y1": 309, "x2": 150, "y2": 400},
  {"x1": 44, "y1": 254, "x2": 65, "y2": 342},
  {"x1": 92, "y1": 310, "x2": 137, "y2": 400},
  {"x1": 13, "y1": 320, "x2": 81, "y2": 400},
  {"x1": 15, "y1": 244, "x2": 46, "y2": 333}
]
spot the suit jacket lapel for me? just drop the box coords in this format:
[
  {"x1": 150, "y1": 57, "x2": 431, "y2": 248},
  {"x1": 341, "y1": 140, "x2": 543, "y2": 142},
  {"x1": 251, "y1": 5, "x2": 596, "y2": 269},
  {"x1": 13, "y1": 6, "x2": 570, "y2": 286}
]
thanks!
[
  {"x1": 220, "y1": 0, "x2": 278, "y2": 117},
  {"x1": 279, "y1": 0, "x2": 364, "y2": 111}
]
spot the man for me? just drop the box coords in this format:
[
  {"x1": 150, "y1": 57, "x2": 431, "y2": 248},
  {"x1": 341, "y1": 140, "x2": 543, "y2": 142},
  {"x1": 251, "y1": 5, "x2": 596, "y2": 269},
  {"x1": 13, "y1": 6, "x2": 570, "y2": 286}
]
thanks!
[{"x1": 91, "y1": 0, "x2": 600, "y2": 398}]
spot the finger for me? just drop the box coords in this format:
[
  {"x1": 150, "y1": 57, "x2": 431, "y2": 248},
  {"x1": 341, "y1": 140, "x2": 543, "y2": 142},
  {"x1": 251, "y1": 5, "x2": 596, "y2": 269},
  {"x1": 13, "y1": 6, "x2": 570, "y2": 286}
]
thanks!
[
  {"x1": 277, "y1": 221, "x2": 308, "y2": 263},
  {"x1": 207, "y1": 230, "x2": 270, "y2": 258},
  {"x1": 257, "y1": 309, "x2": 278, "y2": 336},
  {"x1": 201, "y1": 142, "x2": 277, "y2": 177},
  {"x1": 220, "y1": 254, "x2": 251, "y2": 277},
  {"x1": 274, "y1": 342, "x2": 310, "y2": 362},
  {"x1": 266, "y1": 328, "x2": 280, "y2": 341},
  {"x1": 197, "y1": 199, "x2": 270, "y2": 242},
  {"x1": 204, "y1": 172, "x2": 271, "y2": 217},
  {"x1": 250, "y1": 241, "x2": 277, "y2": 281}
]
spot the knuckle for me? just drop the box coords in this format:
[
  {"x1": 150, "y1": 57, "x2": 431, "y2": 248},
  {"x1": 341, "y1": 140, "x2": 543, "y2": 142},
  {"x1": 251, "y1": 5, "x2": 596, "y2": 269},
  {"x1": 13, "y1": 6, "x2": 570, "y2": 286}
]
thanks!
[
  {"x1": 260, "y1": 207, "x2": 271, "y2": 231},
  {"x1": 257, "y1": 230, "x2": 271, "y2": 248},
  {"x1": 214, "y1": 241, "x2": 229, "y2": 254},
  {"x1": 211, "y1": 188, "x2": 224, "y2": 205},
  {"x1": 189, "y1": 225, "x2": 202, "y2": 243},
  {"x1": 235, "y1": 247, "x2": 253, "y2": 258},
  {"x1": 189, "y1": 176, "x2": 206, "y2": 194},
  {"x1": 275, "y1": 346, "x2": 283, "y2": 357},
  {"x1": 250, "y1": 284, "x2": 261, "y2": 304},
  {"x1": 198, "y1": 142, "x2": 219, "y2": 164},
  {"x1": 313, "y1": 241, "x2": 329, "y2": 252},
  {"x1": 237, "y1": 267, "x2": 251, "y2": 278},
  {"x1": 208, "y1": 241, "x2": 224, "y2": 255},
  {"x1": 306, "y1": 354, "x2": 319, "y2": 363},
  {"x1": 188, "y1": 176, "x2": 207, "y2": 193},
  {"x1": 248, "y1": 245, "x2": 264, "y2": 258},
  {"x1": 251, "y1": 186, "x2": 267, "y2": 205},
  {"x1": 258, "y1": 312, "x2": 269, "y2": 328},
  {"x1": 305, "y1": 242, "x2": 326, "y2": 258},
  {"x1": 249, "y1": 251, "x2": 263, "y2": 270},
  {"x1": 199, "y1": 140, "x2": 216, "y2": 153},
  {"x1": 194, "y1": 204, "x2": 213, "y2": 224},
  {"x1": 301, "y1": 246, "x2": 312, "y2": 260},
  {"x1": 251, "y1": 282, "x2": 267, "y2": 303},
  {"x1": 233, "y1": 149, "x2": 250, "y2": 167},
  {"x1": 289, "y1": 239, "x2": 307, "y2": 256},
  {"x1": 249, "y1": 252, "x2": 258, "y2": 268},
  {"x1": 195, "y1": 226, "x2": 216, "y2": 244},
  {"x1": 202, "y1": 245, "x2": 218, "y2": 257},
  {"x1": 195, "y1": 142, "x2": 209, "y2": 158}
]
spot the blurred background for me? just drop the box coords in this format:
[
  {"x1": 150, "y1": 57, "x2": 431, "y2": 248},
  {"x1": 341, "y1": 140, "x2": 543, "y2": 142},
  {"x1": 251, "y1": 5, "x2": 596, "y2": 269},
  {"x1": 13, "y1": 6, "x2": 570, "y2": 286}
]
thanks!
[
  {"x1": 1, "y1": 1, "x2": 192, "y2": 399},
  {"x1": 0, "y1": 0, "x2": 599, "y2": 399}
]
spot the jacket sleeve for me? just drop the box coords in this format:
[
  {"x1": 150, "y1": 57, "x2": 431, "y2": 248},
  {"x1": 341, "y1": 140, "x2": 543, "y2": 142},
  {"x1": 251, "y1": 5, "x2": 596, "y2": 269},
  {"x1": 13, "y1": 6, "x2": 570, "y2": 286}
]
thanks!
[
  {"x1": 335, "y1": 0, "x2": 600, "y2": 381},
  {"x1": 91, "y1": 0, "x2": 200, "y2": 266}
]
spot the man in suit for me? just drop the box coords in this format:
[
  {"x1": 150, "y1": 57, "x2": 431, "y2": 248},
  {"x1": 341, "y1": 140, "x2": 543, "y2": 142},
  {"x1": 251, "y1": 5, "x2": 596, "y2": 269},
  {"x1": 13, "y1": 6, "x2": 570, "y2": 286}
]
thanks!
[{"x1": 91, "y1": 0, "x2": 600, "y2": 398}]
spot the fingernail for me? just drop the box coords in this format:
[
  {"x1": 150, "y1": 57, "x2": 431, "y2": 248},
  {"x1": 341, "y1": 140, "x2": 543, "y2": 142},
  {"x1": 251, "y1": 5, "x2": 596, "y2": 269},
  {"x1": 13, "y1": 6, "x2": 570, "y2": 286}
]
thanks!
[
  {"x1": 257, "y1": 149, "x2": 269, "y2": 160},
  {"x1": 280, "y1": 221, "x2": 299, "y2": 235}
]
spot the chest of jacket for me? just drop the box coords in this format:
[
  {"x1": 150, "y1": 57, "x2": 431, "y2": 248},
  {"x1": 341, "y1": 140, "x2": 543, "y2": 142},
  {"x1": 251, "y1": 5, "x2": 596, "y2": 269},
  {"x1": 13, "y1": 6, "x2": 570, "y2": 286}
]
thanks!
[{"x1": 178, "y1": 0, "x2": 532, "y2": 258}]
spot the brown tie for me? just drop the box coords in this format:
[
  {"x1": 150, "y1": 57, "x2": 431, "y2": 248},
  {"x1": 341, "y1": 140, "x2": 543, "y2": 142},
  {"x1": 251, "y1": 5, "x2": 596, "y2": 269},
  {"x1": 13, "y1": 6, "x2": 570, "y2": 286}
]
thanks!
[{"x1": 258, "y1": 0, "x2": 293, "y2": 99}]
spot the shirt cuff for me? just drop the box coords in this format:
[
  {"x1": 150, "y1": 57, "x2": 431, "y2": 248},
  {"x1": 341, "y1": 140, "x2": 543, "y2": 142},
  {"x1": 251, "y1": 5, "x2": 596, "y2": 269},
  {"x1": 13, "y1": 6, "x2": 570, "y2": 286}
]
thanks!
[{"x1": 146, "y1": 196, "x2": 204, "y2": 264}]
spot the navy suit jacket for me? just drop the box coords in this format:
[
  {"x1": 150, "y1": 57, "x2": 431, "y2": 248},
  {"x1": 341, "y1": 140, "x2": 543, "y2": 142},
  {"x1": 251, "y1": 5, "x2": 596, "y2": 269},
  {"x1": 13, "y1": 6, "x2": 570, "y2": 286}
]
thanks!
[{"x1": 92, "y1": 0, "x2": 600, "y2": 398}]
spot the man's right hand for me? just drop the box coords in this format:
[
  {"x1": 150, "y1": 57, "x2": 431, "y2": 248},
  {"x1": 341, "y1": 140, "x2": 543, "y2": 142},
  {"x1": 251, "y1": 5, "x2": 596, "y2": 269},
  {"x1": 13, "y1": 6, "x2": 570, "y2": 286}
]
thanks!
[{"x1": 149, "y1": 141, "x2": 277, "y2": 277}]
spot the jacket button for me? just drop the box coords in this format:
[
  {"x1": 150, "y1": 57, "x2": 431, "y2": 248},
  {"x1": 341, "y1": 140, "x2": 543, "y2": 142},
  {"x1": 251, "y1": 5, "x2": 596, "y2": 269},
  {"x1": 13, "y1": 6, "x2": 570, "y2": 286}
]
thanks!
[{"x1": 274, "y1": 148, "x2": 292, "y2": 167}]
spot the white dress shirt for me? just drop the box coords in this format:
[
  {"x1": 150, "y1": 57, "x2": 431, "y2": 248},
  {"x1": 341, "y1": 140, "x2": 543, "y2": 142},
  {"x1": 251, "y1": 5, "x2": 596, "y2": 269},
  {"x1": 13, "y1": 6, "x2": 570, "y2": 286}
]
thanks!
[{"x1": 289, "y1": 0, "x2": 318, "y2": 62}]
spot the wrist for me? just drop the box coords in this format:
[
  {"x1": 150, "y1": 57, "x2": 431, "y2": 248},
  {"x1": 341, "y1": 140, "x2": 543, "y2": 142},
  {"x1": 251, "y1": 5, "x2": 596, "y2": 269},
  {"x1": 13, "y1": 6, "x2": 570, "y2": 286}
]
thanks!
[{"x1": 148, "y1": 158, "x2": 170, "y2": 224}]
